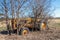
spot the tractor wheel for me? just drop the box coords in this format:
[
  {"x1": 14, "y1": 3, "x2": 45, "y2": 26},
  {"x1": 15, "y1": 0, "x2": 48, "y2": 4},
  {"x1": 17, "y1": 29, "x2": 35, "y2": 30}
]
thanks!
[{"x1": 19, "y1": 27, "x2": 29, "y2": 35}]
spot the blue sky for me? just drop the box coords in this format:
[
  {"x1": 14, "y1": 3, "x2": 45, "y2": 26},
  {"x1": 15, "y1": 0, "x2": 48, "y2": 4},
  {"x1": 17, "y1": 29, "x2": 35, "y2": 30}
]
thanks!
[
  {"x1": 0, "y1": 0, "x2": 60, "y2": 17},
  {"x1": 52, "y1": 0, "x2": 60, "y2": 17}
]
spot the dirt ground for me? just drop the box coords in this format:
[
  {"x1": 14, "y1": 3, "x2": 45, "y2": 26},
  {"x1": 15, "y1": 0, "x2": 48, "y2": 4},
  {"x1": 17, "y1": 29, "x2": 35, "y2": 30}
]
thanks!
[{"x1": 0, "y1": 27, "x2": 60, "y2": 40}]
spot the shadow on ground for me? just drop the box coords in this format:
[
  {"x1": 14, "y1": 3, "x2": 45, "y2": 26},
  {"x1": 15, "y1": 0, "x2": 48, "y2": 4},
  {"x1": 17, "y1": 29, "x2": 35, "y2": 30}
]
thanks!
[
  {"x1": 0, "y1": 30, "x2": 8, "y2": 35},
  {"x1": 0, "y1": 30, "x2": 17, "y2": 35}
]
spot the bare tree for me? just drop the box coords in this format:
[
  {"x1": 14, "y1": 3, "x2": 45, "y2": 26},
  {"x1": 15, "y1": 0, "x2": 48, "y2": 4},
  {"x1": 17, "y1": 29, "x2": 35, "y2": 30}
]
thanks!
[
  {"x1": 22, "y1": 0, "x2": 53, "y2": 30},
  {"x1": 0, "y1": 0, "x2": 28, "y2": 34}
]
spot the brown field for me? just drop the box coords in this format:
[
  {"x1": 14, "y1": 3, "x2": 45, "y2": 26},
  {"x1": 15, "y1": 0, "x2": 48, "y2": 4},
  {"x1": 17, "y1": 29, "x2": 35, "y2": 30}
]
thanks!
[{"x1": 0, "y1": 19, "x2": 60, "y2": 40}]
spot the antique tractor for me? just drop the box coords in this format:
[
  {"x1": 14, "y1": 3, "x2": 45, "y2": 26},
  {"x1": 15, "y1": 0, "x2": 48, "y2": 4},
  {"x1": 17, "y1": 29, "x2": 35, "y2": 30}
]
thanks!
[{"x1": 7, "y1": 17, "x2": 49, "y2": 35}]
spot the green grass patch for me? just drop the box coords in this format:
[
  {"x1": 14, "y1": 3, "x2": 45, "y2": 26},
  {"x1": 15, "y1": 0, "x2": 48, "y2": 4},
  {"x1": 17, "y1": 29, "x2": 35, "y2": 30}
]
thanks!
[
  {"x1": 53, "y1": 23, "x2": 60, "y2": 27},
  {"x1": 48, "y1": 22, "x2": 60, "y2": 28},
  {"x1": 57, "y1": 23, "x2": 60, "y2": 25},
  {"x1": 0, "y1": 27, "x2": 7, "y2": 31}
]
